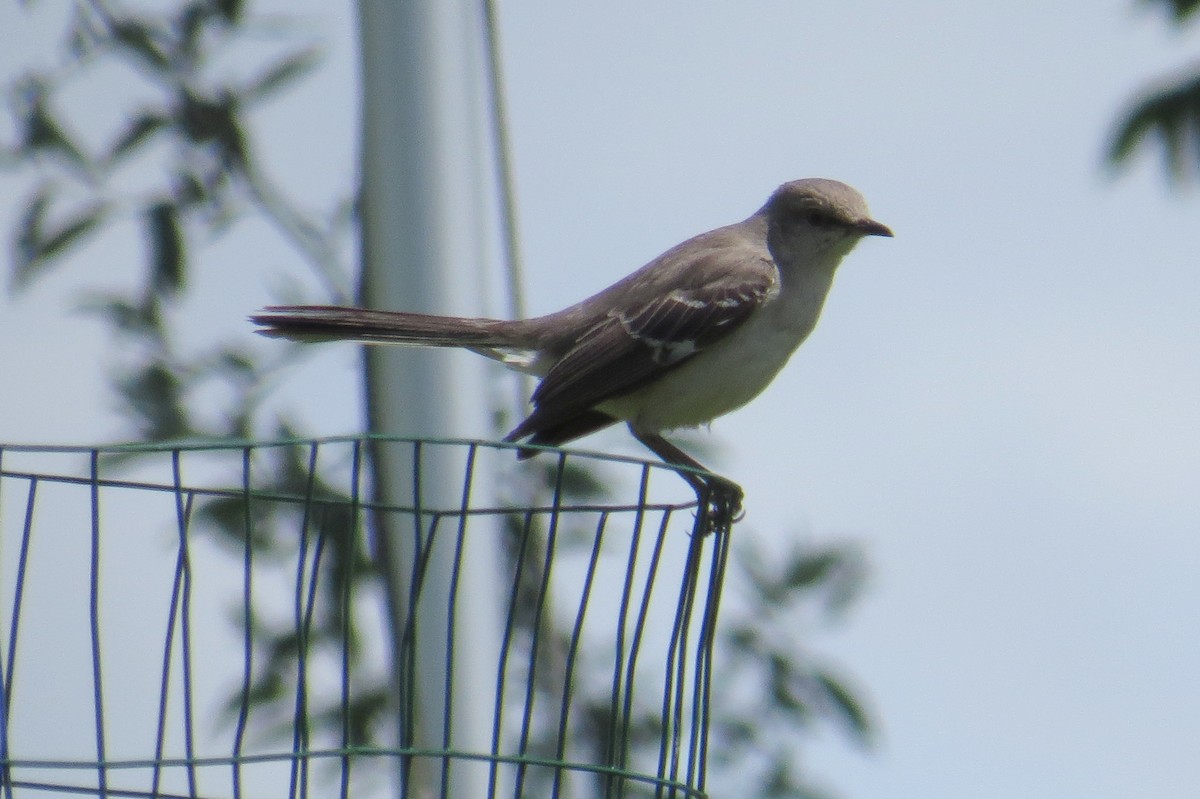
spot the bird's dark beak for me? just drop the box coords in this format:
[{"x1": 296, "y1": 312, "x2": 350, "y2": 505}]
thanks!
[{"x1": 856, "y1": 218, "x2": 893, "y2": 238}]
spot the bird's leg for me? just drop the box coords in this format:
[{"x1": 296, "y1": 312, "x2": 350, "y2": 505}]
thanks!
[{"x1": 631, "y1": 430, "x2": 743, "y2": 535}]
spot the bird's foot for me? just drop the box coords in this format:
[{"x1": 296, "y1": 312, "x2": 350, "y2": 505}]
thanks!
[
  {"x1": 696, "y1": 476, "x2": 744, "y2": 536},
  {"x1": 629, "y1": 430, "x2": 744, "y2": 535}
]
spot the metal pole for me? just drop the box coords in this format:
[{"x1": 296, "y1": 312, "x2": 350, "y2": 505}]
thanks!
[{"x1": 357, "y1": 2, "x2": 501, "y2": 796}]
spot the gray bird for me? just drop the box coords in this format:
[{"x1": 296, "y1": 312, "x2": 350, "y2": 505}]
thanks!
[{"x1": 252, "y1": 178, "x2": 892, "y2": 531}]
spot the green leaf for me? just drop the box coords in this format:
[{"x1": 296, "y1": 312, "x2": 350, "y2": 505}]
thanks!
[
  {"x1": 178, "y1": 89, "x2": 233, "y2": 143},
  {"x1": 1145, "y1": 0, "x2": 1200, "y2": 23},
  {"x1": 179, "y1": 2, "x2": 212, "y2": 56},
  {"x1": 13, "y1": 188, "x2": 50, "y2": 279},
  {"x1": 784, "y1": 550, "x2": 840, "y2": 589},
  {"x1": 75, "y1": 293, "x2": 162, "y2": 337},
  {"x1": 173, "y1": 169, "x2": 208, "y2": 206},
  {"x1": 218, "y1": 348, "x2": 257, "y2": 376},
  {"x1": 40, "y1": 205, "x2": 105, "y2": 259},
  {"x1": 22, "y1": 90, "x2": 87, "y2": 167},
  {"x1": 814, "y1": 669, "x2": 872, "y2": 741},
  {"x1": 13, "y1": 198, "x2": 108, "y2": 289},
  {"x1": 194, "y1": 494, "x2": 281, "y2": 551},
  {"x1": 117, "y1": 360, "x2": 193, "y2": 441},
  {"x1": 217, "y1": 0, "x2": 244, "y2": 24},
  {"x1": 107, "y1": 113, "x2": 170, "y2": 163},
  {"x1": 536, "y1": 458, "x2": 610, "y2": 501},
  {"x1": 243, "y1": 47, "x2": 322, "y2": 103},
  {"x1": 109, "y1": 18, "x2": 170, "y2": 69},
  {"x1": 66, "y1": 5, "x2": 106, "y2": 59},
  {"x1": 177, "y1": 89, "x2": 247, "y2": 169},
  {"x1": 1109, "y1": 71, "x2": 1200, "y2": 182},
  {"x1": 146, "y1": 201, "x2": 185, "y2": 295}
]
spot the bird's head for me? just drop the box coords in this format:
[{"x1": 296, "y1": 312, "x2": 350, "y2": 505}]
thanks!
[{"x1": 763, "y1": 178, "x2": 892, "y2": 264}]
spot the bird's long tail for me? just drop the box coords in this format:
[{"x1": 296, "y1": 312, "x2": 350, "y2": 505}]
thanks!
[{"x1": 250, "y1": 305, "x2": 536, "y2": 350}]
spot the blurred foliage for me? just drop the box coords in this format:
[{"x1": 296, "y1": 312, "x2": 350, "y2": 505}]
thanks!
[
  {"x1": 1146, "y1": 0, "x2": 1200, "y2": 23},
  {"x1": 2, "y1": 2, "x2": 871, "y2": 797},
  {"x1": 1, "y1": 0, "x2": 348, "y2": 445},
  {"x1": 0, "y1": 0, "x2": 374, "y2": 769},
  {"x1": 710, "y1": 540, "x2": 870, "y2": 799},
  {"x1": 1109, "y1": 0, "x2": 1200, "y2": 182}
]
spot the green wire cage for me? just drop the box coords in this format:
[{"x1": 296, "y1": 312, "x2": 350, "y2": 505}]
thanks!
[{"x1": 0, "y1": 436, "x2": 731, "y2": 798}]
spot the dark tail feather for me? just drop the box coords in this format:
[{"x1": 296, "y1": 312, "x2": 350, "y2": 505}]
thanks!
[
  {"x1": 506, "y1": 409, "x2": 619, "y2": 459},
  {"x1": 251, "y1": 305, "x2": 533, "y2": 348}
]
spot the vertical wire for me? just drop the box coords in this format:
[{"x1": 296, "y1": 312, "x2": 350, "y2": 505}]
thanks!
[
  {"x1": 488, "y1": 508, "x2": 536, "y2": 798},
  {"x1": 400, "y1": 498, "x2": 444, "y2": 767},
  {"x1": 399, "y1": 440, "x2": 424, "y2": 790},
  {"x1": 152, "y1": 460, "x2": 189, "y2": 798},
  {"x1": 404, "y1": 509, "x2": 445, "y2": 783},
  {"x1": 341, "y1": 439, "x2": 365, "y2": 799},
  {"x1": 232, "y1": 446, "x2": 255, "y2": 799},
  {"x1": 0, "y1": 447, "x2": 5, "y2": 798},
  {"x1": 605, "y1": 464, "x2": 650, "y2": 798},
  {"x1": 621, "y1": 509, "x2": 671, "y2": 798},
  {"x1": 298, "y1": 463, "x2": 330, "y2": 799},
  {"x1": 0, "y1": 449, "x2": 6, "y2": 799},
  {"x1": 550, "y1": 510, "x2": 609, "y2": 797},
  {"x1": 512, "y1": 452, "x2": 567, "y2": 797},
  {"x1": 440, "y1": 443, "x2": 479, "y2": 795},
  {"x1": 289, "y1": 442, "x2": 323, "y2": 799},
  {"x1": 662, "y1": 530, "x2": 705, "y2": 790},
  {"x1": 691, "y1": 528, "x2": 731, "y2": 794},
  {"x1": 170, "y1": 450, "x2": 199, "y2": 797},
  {"x1": 408, "y1": 506, "x2": 446, "y2": 767},
  {"x1": 1, "y1": 467, "x2": 36, "y2": 799},
  {"x1": 87, "y1": 451, "x2": 108, "y2": 799}
]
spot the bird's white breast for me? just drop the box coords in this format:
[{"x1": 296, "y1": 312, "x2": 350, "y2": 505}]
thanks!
[{"x1": 600, "y1": 266, "x2": 838, "y2": 432}]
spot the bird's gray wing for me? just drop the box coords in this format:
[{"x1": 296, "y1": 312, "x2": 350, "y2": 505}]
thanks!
[{"x1": 505, "y1": 263, "x2": 777, "y2": 442}]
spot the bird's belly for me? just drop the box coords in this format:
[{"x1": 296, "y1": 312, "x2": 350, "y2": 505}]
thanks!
[{"x1": 599, "y1": 319, "x2": 811, "y2": 432}]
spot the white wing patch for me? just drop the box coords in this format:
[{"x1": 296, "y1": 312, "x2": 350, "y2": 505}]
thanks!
[
  {"x1": 640, "y1": 336, "x2": 698, "y2": 365},
  {"x1": 669, "y1": 293, "x2": 708, "y2": 309},
  {"x1": 614, "y1": 284, "x2": 771, "y2": 365}
]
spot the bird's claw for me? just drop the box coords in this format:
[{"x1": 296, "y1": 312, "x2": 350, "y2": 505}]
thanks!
[{"x1": 696, "y1": 477, "x2": 744, "y2": 536}]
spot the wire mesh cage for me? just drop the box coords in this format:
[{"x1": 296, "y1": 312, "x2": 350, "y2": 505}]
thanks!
[{"x1": 0, "y1": 436, "x2": 731, "y2": 799}]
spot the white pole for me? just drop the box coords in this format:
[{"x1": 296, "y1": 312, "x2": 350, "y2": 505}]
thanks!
[{"x1": 357, "y1": 1, "x2": 501, "y2": 796}]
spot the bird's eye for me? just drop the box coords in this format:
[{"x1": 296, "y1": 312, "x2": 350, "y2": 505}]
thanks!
[{"x1": 804, "y1": 210, "x2": 835, "y2": 228}]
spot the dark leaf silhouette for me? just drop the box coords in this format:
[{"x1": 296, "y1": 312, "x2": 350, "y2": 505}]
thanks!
[
  {"x1": 117, "y1": 360, "x2": 193, "y2": 441},
  {"x1": 243, "y1": 47, "x2": 322, "y2": 102},
  {"x1": 1109, "y1": 72, "x2": 1200, "y2": 181},
  {"x1": 109, "y1": 18, "x2": 170, "y2": 70},
  {"x1": 75, "y1": 293, "x2": 161, "y2": 337},
  {"x1": 147, "y1": 201, "x2": 185, "y2": 295},
  {"x1": 13, "y1": 188, "x2": 50, "y2": 280},
  {"x1": 19, "y1": 81, "x2": 87, "y2": 167},
  {"x1": 108, "y1": 113, "x2": 171, "y2": 163},
  {"x1": 814, "y1": 669, "x2": 872, "y2": 740},
  {"x1": 1145, "y1": 0, "x2": 1200, "y2": 23},
  {"x1": 13, "y1": 192, "x2": 106, "y2": 288}
]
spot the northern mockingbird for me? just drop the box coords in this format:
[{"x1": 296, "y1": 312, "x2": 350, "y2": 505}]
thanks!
[{"x1": 252, "y1": 178, "x2": 891, "y2": 531}]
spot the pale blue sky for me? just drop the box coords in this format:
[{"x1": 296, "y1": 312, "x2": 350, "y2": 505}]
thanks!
[{"x1": 2, "y1": 2, "x2": 1199, "y2": 798}]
